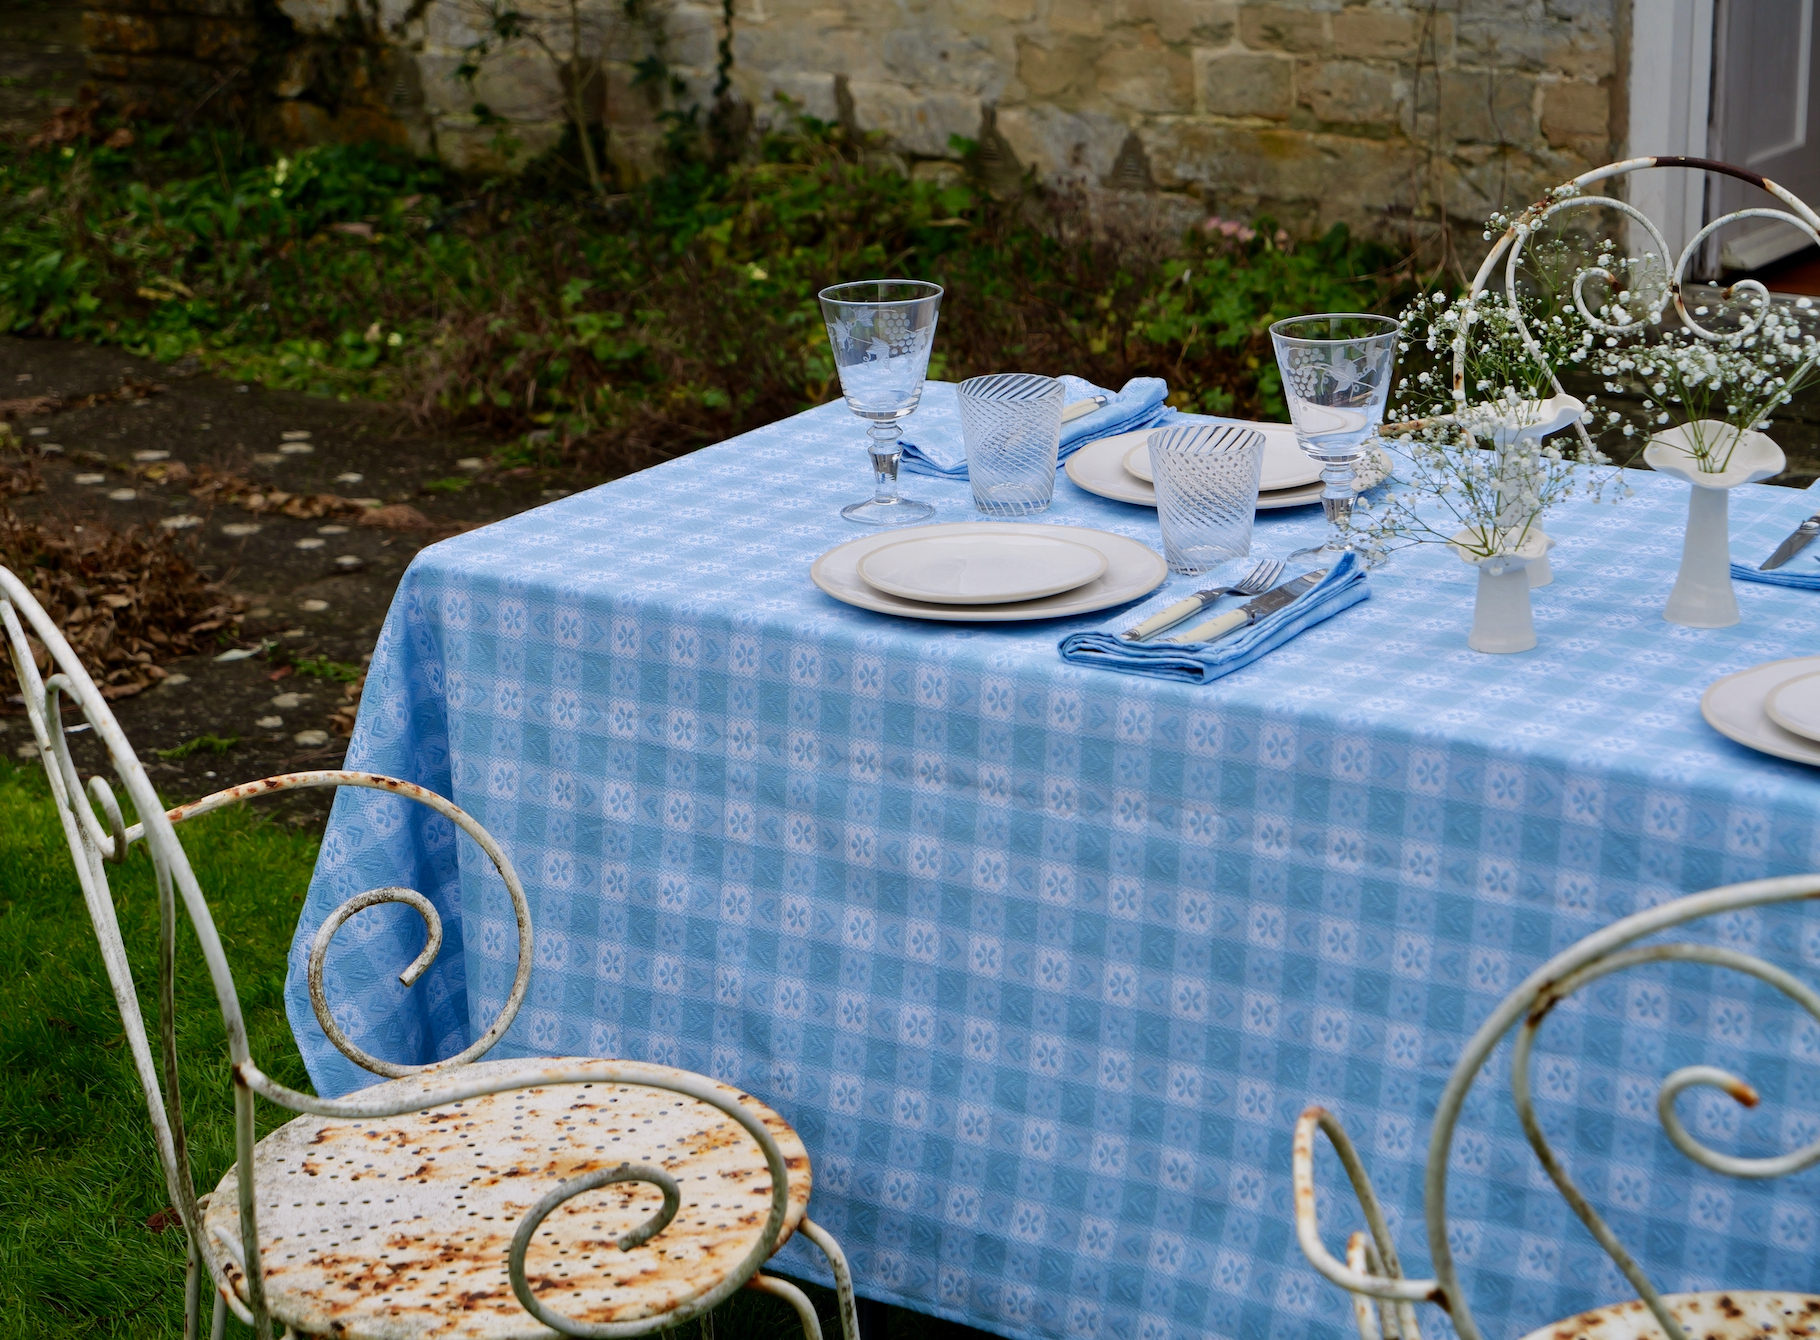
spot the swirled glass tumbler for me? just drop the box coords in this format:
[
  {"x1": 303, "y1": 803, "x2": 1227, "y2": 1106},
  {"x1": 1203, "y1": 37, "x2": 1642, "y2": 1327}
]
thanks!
[
  {"x1": 1148, "y1": 422, "x2": 1267, "y2": 574},
  {"x1": 957, "y1": 373, "x2": 1065, "y2": 516}
]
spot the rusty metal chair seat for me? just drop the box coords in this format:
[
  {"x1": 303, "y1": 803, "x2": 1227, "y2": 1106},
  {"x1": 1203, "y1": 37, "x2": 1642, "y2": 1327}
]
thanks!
[
  {"x1": 1513, "y1": 1293, "x2": 1820, "y2": 1340},
  {"x1": 1, "y1": 562, "x2": 860, "y2": 1340},
  {"x1": 203, "y1": 1057, "x2": 813, "y2": 1340}
]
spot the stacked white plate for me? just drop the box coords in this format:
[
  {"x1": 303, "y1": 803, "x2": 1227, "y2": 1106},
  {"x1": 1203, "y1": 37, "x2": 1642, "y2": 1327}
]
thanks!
[
  {"x1": 1703, "y1": 657, "x2": 1820, "y2": 766},
  {"x1": 1064, "y1": 423, "x2": 1390, "y2": 509},
  {"x1": 813, "y1": 522, "x2": 1167, "y2": 622}
]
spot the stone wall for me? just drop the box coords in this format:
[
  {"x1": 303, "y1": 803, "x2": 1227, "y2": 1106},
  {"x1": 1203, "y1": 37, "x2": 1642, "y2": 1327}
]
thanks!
[{"x1": 85, "y1": 0, "x2": 1629, "y2": 254}]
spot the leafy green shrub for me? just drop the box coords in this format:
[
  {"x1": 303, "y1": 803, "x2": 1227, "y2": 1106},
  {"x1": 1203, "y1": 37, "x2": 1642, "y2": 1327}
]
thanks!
[{"x1": 1, "y1": 121, "x2": 1408, "y2": 475}]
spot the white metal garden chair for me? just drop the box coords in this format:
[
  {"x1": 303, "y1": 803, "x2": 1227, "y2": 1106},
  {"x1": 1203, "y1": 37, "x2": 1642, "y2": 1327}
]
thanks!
[
  {"x1": 1292, "y1": 875, "x2": 1820, "y2": 1340},
  {"x1": 3, "y1": 562, "x2": 860, "y2": 1340}
]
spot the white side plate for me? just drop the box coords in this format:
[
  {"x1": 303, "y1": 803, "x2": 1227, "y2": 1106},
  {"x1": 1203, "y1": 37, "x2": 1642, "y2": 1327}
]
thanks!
[
  {"x1": 1065, "y1": 433, "x2": 1387, "y2": 511},
  {"x1": 1701, "y1": 656, "x2": 1820, "y2": 767},
  {"x1": 814, "y1": 522, "x2": 1167, "y2": 623},
  {"x1": 1766, "y1": 670, "x2": 1820, "y2": 744},
  {"x1": 1121, "y1": 422, "x2": 1320, "y2": 491},
  {"x1": 858, "y1": 530, "x2": 1108, "y2": 605}
]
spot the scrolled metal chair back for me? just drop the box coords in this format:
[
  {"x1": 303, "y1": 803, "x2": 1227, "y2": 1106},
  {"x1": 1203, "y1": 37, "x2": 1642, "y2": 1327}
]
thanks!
[
  {"x1": 1454, "y1": 156, "x2": 1820, "y2": 452},
  {"x1": 0, "y1": 566, "x2": 538, "y2": 1335},
  {"x1": 1294, "y1": 875, "x2": 1820, "y2": 1340}
]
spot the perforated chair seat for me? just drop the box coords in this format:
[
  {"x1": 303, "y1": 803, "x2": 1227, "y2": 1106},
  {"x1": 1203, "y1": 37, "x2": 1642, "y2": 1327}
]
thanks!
[
  {"x1": 1515, "y1": 1292, "x2": 1820, "y2": 1340},
  {"x1": 204, "y1": 1058, "x2": 812, "y2": 1340}
]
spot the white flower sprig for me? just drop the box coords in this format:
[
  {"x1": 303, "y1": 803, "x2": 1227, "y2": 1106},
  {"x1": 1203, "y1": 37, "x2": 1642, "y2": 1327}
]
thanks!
[
  {"x1": 1355, "y1": 290, "x2": 1626, "y2": 563},
  {"x1": 1590, "y1": 295, "x2": 1820, "y2": 470}
]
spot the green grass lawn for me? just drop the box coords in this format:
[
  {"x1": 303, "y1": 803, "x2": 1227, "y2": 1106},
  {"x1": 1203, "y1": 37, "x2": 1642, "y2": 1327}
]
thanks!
[
  {"x1": 0, "y1": 761, "x2": 317, "y2": 1336},
  {"x1": 0, "y1": 763, "x2": 867, "y2": 1340}
]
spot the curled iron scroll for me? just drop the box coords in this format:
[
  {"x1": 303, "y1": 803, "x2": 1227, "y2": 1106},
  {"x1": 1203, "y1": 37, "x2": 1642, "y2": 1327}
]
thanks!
[{"x1": 1511, "y1": 938, "x2": 1820, "y2": 1340}]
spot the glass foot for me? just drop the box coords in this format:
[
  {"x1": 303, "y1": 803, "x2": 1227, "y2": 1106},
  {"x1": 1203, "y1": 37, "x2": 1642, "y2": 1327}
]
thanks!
[
  {"x1": 1287, "y1": 540, "x2": 1353, "y2": 566},
  {"x1": 842, "y1": 497, "x2": 935, "y2": 526}
]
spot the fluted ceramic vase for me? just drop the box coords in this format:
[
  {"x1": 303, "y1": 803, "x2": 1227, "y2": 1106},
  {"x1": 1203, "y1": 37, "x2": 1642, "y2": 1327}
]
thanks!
[
  {"x1": 1643, "y1": 421, "x2": 1784, "y2": 628},
  {"x1": 1451, "y1": 528, "x2": 1551, "y2": 653}
]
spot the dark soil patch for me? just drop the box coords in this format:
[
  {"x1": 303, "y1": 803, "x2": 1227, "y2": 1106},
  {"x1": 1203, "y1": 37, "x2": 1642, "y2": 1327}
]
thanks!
[{"x1": 1, "y1": 334, "x2": 592, "y2": 824}]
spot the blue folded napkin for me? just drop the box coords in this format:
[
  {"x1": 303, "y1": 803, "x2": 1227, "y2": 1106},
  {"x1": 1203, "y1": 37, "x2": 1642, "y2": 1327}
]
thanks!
[
  {"x1": 1058, "y1": 552, "x2": 1371, "y2": 683},
  {"x1": 899, "y1": 376, "x2": 1174, "y2": 480},
  {"x1": 1732, "y1": 560, "x2": 1820, "y2": 590}
]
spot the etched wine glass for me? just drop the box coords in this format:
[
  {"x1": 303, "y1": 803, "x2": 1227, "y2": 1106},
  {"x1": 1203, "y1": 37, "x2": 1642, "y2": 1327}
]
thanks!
[
  {"x1": 1269, "y1": 313, "x2": 1400, "y2": 562},
  {"x1": 819, "y1": 280, "x2": 943, "y2": 526}
]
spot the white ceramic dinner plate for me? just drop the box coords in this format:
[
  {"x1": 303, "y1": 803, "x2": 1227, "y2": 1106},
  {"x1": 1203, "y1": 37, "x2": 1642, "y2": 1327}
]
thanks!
[
  {"x1": 858, "y1": 530, "x2": 1108, "y2": 605},
  {"x1": 1701, "y1": 656, "x2": 1820, "y2": 767},
  {"x1": 813, "y1": 522, "x2": 1167, "y2": 622},
  {"x1": 1121, "y1": 422, "x2": 1320, "y2": 491},
  {"x1": 1766, "y1": 671, "x2": 1820, "y2": 744},
  {"x1": 1065, "y1": 432, "x2": 1389, "y2": 510}
]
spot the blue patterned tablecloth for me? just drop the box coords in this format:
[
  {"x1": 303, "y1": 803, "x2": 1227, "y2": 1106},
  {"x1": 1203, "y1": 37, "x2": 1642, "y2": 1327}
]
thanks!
[{"x1": 289, "y1": 393, "x2": 1820, "y2": 1340}]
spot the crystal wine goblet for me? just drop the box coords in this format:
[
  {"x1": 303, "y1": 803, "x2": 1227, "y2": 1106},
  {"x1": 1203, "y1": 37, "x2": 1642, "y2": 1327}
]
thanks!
[
  {"x1": 1269, "y1": 313, "x2": 1400, "y2": 562},
  {"x1": 818, "y1": 279, "x2": 943, "y2": 526}
]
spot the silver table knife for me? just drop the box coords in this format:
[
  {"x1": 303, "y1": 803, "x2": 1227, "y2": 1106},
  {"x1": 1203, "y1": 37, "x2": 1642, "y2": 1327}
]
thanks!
[
  {"x1": 1061, "y1": 394, "x2": 1108, "y2": 423},
  {"x1": 1760, "y1": 513, "x2": 1820, "y2": 570},
  {"x1": 1169, "y1": 569, "x2": 1325, "y2": 643}
]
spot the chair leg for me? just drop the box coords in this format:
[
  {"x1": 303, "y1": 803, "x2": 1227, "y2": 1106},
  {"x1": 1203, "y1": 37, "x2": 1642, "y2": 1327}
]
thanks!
[
  {"x1": 211, "y1": 1289, "x2": 227, "y2": 1340},
  {"x1": 799, "y1": 1217, "x2": 861, "y2": 1340},
  {"x1": 185, "y1": 1244, "x2": 202, "y2": 1340},
  {"x1": 748, "y1": 1273, "x2": 825, "y2": 1340}
]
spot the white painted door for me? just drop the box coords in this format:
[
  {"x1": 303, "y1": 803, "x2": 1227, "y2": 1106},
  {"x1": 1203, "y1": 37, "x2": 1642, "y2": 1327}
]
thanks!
[{"x1": 1710, "y1": 0, "x2": 1820, "y2": 269}]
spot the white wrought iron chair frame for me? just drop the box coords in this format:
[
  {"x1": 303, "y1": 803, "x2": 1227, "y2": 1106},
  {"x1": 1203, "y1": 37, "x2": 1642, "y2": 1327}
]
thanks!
[
  {"x1": 1456, "y1": 156, "x2": 1820, "y2": 436},
  {"x1": 1292, "y1": 873, "x2": 1820, "y2": 1340},
  {"x1": 3, "y1": 563, "x2": 859, "y2": 1340}
]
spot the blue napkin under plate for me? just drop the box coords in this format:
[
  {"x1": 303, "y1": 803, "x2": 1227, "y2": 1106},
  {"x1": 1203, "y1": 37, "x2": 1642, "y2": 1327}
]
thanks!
[
  {"x1": 1059, "y1": 551, "x2": 1371, "y2": 683},
  {"x1": 899, "y1": 376, "x2": 1174, "y2": 480}
]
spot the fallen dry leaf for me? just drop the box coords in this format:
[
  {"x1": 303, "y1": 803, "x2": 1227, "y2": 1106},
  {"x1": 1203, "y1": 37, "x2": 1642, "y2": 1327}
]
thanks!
[{"x1": 358, "y1": 503, "x2": 433, "y2": 531}]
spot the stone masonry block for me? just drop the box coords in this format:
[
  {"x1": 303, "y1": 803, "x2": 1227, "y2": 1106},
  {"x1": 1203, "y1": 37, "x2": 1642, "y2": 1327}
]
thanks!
[
  {"x1": 1119, "y1": 0, "x2": 1236, "y2": 46},
  {"x1": 1148, "y1": 119, "x2": 1419, "y2": 227},
  {"x1": 1540, "y1": 78, "x2": 1609, "y2": 159},
  {"x1": 1540, "y1": 79, "x2": 1607, "y2": 140},
  {"x1": 1457, "y1": 13, "x2": 1613, "y2": 80},
  {"x1": 1048, "y1": 0, "x2": 1107, "y2": 37},
  {"x1": 1194, "y1": 50, "x2": 1291, "y2": 119},
  {"x1": 1239, "y1": 4, "x2": 1327, "y2": 53},
  {"x1": 994, "y1": 102, "x2": 1132, "y2": 180},
  {"x1": 663, "y1": 4, "x2": 722, "y2": 71},
  {"x1": 846, "y1": 80, "x2": 980, "y2": 157},
  {"x1": 1330, "y1": 9, "x2": 1452, "y2": 61},
  {"x1": 736, "y1": 69, "x2": 841, "y2": 124},
  {"x1": 733, "y1": 21, "x2": 881, "y2": 85},
  {"x1": 1434, "y1": 69, "x2": 1537, "y2": 146},
  {"x1": 1297, "y1": 58, "x2": 1401, "y2": 127},
  {"x1": 880, "y1": 26, "x2": 1002, "y2": 96},
  {"x1": 1095, "y1": 35, "x2": 1192, "y2": 113},
  {"x1": 1017, "y1": 35, "x2": 1099, "y2": 99}
]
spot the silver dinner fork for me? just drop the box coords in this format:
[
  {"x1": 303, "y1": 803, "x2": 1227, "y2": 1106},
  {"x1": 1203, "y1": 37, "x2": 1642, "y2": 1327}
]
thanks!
[{"x1": 1121, "y1": 556, "x2": 1286, "y2": 641}]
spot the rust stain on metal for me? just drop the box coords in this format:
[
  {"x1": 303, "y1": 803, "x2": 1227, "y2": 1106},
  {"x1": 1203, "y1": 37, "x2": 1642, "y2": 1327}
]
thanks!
[
  {"x1": 1722, "y1": 1078, "x2": 1760, "y2": 1108},
  {"x1": 205, "y1": 1058, "x2": 812, "y2": 1340},
  {"x1": 1517, "y1": 1292, "x2": 1820, "y2": 1340}
]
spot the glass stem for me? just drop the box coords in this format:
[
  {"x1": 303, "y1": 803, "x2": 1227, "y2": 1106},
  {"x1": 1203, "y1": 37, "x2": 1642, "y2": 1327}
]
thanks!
[
  {"x1": 1320, "y1": 463, "x2": 1356, "y2": 551},
  {"x1": 868, "y1": 423, "x2": 903, "y2": 505}
]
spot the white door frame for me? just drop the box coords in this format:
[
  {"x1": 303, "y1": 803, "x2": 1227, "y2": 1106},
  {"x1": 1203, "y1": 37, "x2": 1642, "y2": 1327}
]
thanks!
[{"x1": 1627, "y1": 0, "x2": 1715, "y2": 263}]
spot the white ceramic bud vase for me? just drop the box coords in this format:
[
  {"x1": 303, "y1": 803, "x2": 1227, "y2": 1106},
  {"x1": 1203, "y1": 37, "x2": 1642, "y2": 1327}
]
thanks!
[
  {"x1": 1643, "y1": 421, "x2": 1784, "y2": 628},
  {"x1": 1473, "y1": 393, "x2": 1582, "y2": 592},
  {"x1": 1450, "y1": 528, "x2": 1550, "y2": 653}
]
